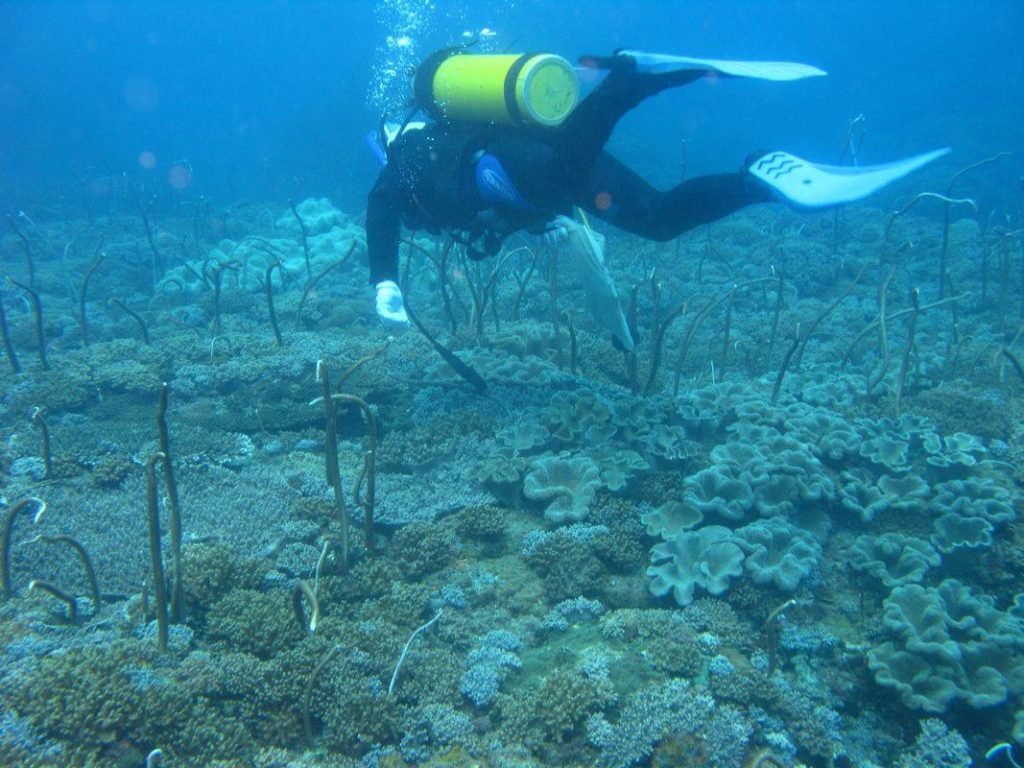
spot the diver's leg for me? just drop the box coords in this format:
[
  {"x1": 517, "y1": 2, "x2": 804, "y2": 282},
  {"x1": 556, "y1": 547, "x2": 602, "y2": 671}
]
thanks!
[
  {"x1": 554, "y1": 57, "x2": 707, "y2": 184},
  {"x1": 580, "y1": 152, "x2": 772, "y2": 241}
]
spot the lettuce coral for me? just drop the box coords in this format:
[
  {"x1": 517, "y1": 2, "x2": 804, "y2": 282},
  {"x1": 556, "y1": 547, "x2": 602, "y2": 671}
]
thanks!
[
  {"x1": 846, "y1": 532, "x2": 940, "y2": 587},
  {"x1": 867, "y1": 579, "x2": 1024, "y2": 712},
  {"x1": 524, "y1": 453, "x2": 603, "y2": 524},
  {"x1": 682, "y1": 465, "x2": 755, "y2": 522},
  {"x1": 735, "y1": 518, "x2": 820, "y2": 591},
  {"x1": 647, "y1": 525, "x2": 745, "y2": 606}
]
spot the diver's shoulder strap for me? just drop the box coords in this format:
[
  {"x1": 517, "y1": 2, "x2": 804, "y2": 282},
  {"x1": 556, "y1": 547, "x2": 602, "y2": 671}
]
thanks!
[
  {"x1": 383, "y1": 120, "x2": 427, "y2": 147},
  {"x1": 749, "y1": 148, "x2": 951, "y2": 208},
  {"x1": 475, "y1": 153, "x2": 534, "y2": 211},
  {"x1": 617, "y1": 50, "x2": 826, "y2": 82},
  {"x1": 365, "y1": 120, "x2": 429, "y2": 167}
]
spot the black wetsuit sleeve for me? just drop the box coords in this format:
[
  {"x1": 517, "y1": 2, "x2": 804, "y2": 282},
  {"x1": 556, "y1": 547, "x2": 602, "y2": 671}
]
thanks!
[{"x1": 366, "y1": 163, "x2": 404, "y2": 285}]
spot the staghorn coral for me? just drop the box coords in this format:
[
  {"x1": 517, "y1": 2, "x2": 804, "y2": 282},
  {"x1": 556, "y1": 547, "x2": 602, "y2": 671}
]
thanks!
[
  {"x1": 460, "y1": 629, "x2": 523, "y2": 709},
  {"x1": 894, "y1": 717, "x2": 971, "y2": 768},
  {"x1": 5, "y1": 637, "x2": 279, "y2": 765},
  {"x1": 497, "y1": 667, "x2": 616, "y2": 756},
  {"x1": 523, "y1": 525, "x2": 608, "y2": 602},
  {"x1": 182, "y1": 542, "x2": 267, "y2": 622},
  {"x1": 586, "y1": 679, "x2": 715, "y2": 768},
  {"x1": 205, "y1": 588, "x2": 304, "y2": 659},
  {"x1": 767, "y1": 678, "x2": 843, "y2": 761},
  {"x1": 597, "y1": 607, "x2": 708, "y2": 682},
  {"x1": 319, "y1": 689, "x2": 402, "y2": 755},
  {"x1": 392, "y1": 522, "x2": 455, "y2": 579},
  {"x1": 707, "y1": 666, "x2": 770, "y2": 706},
  {"x1": 399, "y1": 702, "x2": 475, "y2": 763},
  {"x1": 590, "y1": 526, "x2": 646, "y2": 574},
  {"x1": 328, "y1": 556, "x2": 402, "y2": 603},
  {"x1": 454, "y1": 504, "x2": 509, "y2": 555}
]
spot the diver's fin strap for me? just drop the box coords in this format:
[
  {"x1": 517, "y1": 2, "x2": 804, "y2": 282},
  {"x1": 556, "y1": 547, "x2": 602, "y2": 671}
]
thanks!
[
  {"x1": 749, "y1": 148, "x2": 951, "y2": 208},
  {"x1": 618, "y1": 50, "x2": 827, "y2": 81},
  {"x1": 475, "y1": 153, "x2": 534, "y2": 211}
]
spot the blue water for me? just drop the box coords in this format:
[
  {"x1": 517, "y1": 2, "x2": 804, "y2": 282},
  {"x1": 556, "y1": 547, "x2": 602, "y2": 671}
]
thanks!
[
  {"x1": 2, "y1": 1, "x2": 1020, "y2": 213},
  {"x1": 2, "y1": 3, "x2": 1024, "y2": 766}
]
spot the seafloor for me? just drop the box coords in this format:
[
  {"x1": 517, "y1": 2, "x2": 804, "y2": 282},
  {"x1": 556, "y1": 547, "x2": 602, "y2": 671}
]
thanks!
[{"x1": 0, "y1": 183, "x2": 1021, "y2": 768}]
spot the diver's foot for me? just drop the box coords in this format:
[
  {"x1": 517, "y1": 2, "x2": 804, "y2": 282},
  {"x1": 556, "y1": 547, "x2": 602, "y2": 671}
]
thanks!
[
  {"x1": 578, "y1": 51, "x2": 636, "y2": 72},
  {"x1": 578, "y1": 50, "x2": 705, "y2": 89}
]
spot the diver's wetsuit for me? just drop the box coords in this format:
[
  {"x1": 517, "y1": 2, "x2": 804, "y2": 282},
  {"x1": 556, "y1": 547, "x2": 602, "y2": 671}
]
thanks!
[{"x1": 366, "y1": 56, "x2": 773, "y2": 285}]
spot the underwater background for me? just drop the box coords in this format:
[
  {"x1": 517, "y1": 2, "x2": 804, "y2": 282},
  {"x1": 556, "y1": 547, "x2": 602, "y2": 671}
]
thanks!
[{"x1": 1, "y1": 1, "x2": 1023, "y2": 767}]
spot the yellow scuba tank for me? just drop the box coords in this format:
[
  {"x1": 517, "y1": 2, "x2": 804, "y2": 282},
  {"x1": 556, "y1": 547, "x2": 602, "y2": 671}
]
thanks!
[{"x1": 413, "y1": 49, "x2": 579, "y2": 127}]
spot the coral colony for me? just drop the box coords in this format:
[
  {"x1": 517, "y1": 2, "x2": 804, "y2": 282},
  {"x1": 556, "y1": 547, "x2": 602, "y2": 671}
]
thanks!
[{"x1": 1, "y1": 153, "x2": 1023, "y2": 768}]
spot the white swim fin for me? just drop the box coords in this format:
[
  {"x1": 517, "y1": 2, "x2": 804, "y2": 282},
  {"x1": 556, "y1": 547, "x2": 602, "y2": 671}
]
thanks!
[
  {"x1": 618, "y1": 50, "x2": 827, "y2": 81},
  {"x1": 555, "y1": 214, "x2": 635, "y2": 353},
  {"x1": 749, "y1": 148, "x2": 951, "y2": 208}
]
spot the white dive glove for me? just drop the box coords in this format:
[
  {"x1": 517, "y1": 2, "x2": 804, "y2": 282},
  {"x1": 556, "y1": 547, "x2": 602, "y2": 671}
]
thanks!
[
  {"x1": 374, "y1": 280, "x2": 410, "y2": 327},
  {"x1": 534, "y1": 219, "x2": 570, "y2": 247}
]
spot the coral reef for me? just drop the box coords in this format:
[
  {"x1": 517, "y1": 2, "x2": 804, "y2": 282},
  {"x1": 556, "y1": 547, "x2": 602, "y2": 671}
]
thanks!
[
  {"x1": 1, "y1": 191, "x2": 1022, "y2": 768},
  {"x1": 867, "y1": 579, "x2": 1024, "y2": 712}
]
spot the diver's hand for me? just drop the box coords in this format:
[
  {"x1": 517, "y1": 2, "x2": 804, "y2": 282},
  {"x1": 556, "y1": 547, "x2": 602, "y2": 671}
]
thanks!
[
  {"x1": 534, "y1": 218, "x2": 571, "y2": 247},
  {"x1": 374, "y1": 280, "x2": 410, "y2": 327}
]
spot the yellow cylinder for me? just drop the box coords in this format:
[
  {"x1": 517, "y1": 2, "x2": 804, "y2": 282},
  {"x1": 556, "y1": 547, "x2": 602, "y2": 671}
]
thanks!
[{"x1": 430, "y1": 53, "x2": 579, "y2": 127}]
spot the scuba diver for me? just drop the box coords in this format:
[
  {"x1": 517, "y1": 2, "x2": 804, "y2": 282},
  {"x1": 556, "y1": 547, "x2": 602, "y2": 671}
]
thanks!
[{"x1": 366, "y1": 47, "x2": 947, "y2": 346}]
